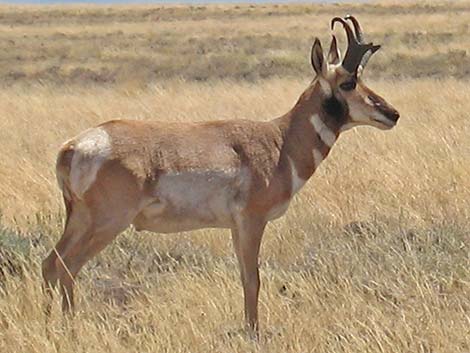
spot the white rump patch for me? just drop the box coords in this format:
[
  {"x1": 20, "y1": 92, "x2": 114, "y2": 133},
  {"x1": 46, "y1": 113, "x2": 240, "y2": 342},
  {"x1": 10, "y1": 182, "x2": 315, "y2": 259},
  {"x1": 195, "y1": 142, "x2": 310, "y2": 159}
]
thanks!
[
  {"x1": 69, "y1": 127, "x2": 112, "y2": 198},
  {"x1": 288, "y1": 156, "x2": 307, "y2": 196},
  {"x1": 309, "y1": 114, "x2": 336, "y2": 147},
  {"x1": 312, "y1": 149, "x2": 324, "y2": 169}
]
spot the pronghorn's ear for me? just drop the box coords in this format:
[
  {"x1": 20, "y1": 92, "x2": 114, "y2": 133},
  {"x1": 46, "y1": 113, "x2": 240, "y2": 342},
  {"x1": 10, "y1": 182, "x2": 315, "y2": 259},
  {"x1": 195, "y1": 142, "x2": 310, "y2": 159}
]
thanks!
[
  {"x1": 327, "y1": 35, "x2": 341, "y2": 65},
  {"x1": 311, "y1": 38, "x2": 326, "y2": 76}
]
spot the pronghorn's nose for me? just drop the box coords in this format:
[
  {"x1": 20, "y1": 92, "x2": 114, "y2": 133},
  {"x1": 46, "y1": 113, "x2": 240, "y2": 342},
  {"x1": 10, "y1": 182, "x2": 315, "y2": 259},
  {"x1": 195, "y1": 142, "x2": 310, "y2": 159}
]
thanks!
[{"x1": 388, "y1": 110, "x2": 400, "y2": 123}]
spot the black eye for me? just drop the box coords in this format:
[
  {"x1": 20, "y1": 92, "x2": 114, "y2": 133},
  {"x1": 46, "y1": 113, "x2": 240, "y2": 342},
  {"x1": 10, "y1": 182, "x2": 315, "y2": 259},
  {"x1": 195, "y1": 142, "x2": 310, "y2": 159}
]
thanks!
[{"x1": 340, "y1": 81, "x2": 357, "y2": 91}]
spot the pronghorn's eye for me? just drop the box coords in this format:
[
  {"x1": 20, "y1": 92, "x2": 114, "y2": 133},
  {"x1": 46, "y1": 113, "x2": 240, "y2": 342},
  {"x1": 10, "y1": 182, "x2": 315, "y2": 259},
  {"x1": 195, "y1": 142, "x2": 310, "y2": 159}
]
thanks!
[{"x1": 340, "y1": 81, "x2": 357, "y2": 91}]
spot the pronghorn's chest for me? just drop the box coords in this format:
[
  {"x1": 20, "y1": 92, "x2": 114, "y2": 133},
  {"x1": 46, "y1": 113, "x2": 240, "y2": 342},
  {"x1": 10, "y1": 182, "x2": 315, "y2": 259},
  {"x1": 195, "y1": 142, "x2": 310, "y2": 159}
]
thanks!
[
  {"x1": 133, "y1": 168, "x2": 251, "y2": 233},
  {"x1": 266, "y1": 199, "x2": 291, "y2": 221},
  {"x1": 264, "y1": 162, "x2": 308, "y2": 221}
]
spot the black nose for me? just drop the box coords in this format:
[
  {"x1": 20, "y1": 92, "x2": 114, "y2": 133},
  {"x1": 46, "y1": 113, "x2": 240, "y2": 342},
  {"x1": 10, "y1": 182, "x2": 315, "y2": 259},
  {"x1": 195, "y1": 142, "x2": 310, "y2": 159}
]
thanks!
[{"x1": 387, "y1": 110, "x2": 400, "y2": 123}]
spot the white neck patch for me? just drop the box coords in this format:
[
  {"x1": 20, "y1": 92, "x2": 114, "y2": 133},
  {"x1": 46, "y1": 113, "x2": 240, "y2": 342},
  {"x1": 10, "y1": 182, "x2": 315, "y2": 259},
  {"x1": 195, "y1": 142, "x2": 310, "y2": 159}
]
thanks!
[
  {"x1": 288, "y1": 156, "x2": 307, "y2": 196},
  {"x1": 313, "y1": 149, "x2": 324, "y2": 169},
  {"x1": 309, "y1": 114, "x2": 337, "y2": 148}
]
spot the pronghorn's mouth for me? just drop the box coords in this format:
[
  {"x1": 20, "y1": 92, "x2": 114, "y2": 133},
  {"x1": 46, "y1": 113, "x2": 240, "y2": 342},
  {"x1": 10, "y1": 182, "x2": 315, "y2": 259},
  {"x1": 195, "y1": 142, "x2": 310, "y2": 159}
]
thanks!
[
  {"x1": 373, "y1": 117, "x2": 397, "y2": 129},
  {"x1": 374, "y1": 108, "x2": 400, "y2": 129}
]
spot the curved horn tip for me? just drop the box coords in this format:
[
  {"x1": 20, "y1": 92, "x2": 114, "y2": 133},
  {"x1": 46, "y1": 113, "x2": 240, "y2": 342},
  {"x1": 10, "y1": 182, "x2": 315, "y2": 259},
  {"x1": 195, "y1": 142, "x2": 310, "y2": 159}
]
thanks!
[
  {"x1": 345, "y1": 15, "x2": 364, "y2": 38},
  {"x1": 344, "y1": 14, "x2": 361, "y2": 24},
  {"x1": 331, "y1": 16, "x2": 356, "y2": 45},
  {"x1": 331, "y1": 16, "x2": 345, "y2": 30}
]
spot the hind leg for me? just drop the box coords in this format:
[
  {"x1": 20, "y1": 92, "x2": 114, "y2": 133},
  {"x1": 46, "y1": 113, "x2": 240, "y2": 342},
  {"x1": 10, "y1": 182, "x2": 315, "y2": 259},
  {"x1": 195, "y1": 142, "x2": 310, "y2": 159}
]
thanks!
[
  {"x1": 42, "y1": 196, "x2": 73, "y2": 293},
  {"x1": 42, "y1": 199, "x2": 92, "y2": 312},
  {"x1": 51, "y1": 198, "x2": 138, "y2": 312},
  {"x1": 44, "y1": 160, "x2": 143, "y2": 312},
  {"x1": 56, "y1": 219, "x2": 132, "y2": 312}
]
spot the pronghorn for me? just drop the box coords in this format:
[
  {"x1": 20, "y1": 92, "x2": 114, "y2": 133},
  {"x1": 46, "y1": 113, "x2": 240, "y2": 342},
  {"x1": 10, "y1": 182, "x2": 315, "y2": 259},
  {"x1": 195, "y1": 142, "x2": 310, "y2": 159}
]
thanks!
[{"x1": 42, "y1": 16, "x2": 399, "y2": 333}]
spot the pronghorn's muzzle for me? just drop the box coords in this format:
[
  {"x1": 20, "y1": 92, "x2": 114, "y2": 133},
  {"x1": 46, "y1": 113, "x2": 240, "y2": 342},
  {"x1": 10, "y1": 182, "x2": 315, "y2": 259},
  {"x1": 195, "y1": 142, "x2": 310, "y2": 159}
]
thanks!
[
  {"x1": 381, "y1": 106, "x2": 400, "y2": 124},
  {"x1": 369, "y1": 94, "x2": 400, "y2": 126}
]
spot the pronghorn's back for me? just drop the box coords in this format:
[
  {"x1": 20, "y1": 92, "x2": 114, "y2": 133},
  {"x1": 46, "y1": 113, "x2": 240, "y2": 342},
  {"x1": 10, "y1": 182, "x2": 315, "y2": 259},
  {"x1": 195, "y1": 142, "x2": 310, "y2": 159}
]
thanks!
[{"x1": 57, "y1": 118, "x2": 287, "y2": 197}]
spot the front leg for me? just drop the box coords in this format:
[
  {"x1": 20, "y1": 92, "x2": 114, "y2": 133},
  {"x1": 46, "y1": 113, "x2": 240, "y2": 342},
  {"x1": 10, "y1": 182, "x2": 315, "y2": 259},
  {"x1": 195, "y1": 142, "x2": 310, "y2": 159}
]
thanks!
[{"x1": 231, "y1": 215, "x2": 267, "y2": 335}]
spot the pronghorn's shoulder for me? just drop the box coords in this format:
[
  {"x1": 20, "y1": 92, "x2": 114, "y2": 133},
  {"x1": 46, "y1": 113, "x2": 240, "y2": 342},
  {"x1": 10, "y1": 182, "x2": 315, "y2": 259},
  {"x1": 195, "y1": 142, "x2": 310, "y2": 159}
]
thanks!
[
  {"x1": 216, "y1": 119, "x2": 285, "y2": 187},
  {"x1": 212, "y1": 118, "x2": 284, "y2": 150}
]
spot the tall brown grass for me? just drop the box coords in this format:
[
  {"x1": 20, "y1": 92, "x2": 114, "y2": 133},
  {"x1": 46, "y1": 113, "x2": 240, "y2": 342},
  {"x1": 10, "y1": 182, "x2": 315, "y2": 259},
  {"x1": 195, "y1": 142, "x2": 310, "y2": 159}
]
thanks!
[{"x1": 0, "y1": 2, "x2": 469, "y2": 353}]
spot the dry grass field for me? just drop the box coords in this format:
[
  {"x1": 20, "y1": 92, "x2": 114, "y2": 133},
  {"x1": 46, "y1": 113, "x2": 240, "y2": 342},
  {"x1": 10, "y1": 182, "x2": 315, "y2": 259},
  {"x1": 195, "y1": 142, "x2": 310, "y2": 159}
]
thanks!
[{"x1": 0, "y1": 1, "x2": 469, "y2": 352}]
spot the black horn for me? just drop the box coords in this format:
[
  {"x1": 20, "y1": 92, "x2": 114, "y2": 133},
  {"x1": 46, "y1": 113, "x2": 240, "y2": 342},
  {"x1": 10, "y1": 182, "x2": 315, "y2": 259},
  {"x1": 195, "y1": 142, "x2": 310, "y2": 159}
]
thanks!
[
  {"x1": 331, "y1": 17, "x2": 355, "y2": 46},
  {"x1": 331, "y1": 15, "x2": 381, "y2": 73},
  {"x1": 344, "y1": 15, "x2": 364, "y2": 43}
]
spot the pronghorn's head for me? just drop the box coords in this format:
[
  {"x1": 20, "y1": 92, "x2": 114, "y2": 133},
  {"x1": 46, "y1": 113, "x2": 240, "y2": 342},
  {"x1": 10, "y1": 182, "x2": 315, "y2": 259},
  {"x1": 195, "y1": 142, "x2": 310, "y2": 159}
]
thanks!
[{"x1": 310, "y1": 16, "x2": 399, "y2": 131}]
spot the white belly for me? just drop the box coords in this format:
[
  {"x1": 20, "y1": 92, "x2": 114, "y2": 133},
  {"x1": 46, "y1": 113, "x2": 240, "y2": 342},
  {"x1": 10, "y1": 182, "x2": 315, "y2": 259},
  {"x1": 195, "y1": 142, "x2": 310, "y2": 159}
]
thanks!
[{"x1": 133, "y1": 169, "x2": 250, "y2": 233}]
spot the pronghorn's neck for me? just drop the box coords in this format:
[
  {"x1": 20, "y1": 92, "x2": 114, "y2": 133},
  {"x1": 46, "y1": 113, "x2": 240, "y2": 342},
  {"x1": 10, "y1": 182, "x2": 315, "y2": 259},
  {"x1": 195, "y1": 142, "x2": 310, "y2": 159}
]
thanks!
[{"x1": 275, "y1": 80, "x2": 344, "y2": 194}]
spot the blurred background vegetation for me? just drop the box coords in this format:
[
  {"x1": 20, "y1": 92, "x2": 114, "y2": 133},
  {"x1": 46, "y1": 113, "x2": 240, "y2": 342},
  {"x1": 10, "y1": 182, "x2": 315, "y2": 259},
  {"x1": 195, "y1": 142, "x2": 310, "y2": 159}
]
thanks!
[{"x1": 0, "y1": 2, "x2": 468, "y2": 87}]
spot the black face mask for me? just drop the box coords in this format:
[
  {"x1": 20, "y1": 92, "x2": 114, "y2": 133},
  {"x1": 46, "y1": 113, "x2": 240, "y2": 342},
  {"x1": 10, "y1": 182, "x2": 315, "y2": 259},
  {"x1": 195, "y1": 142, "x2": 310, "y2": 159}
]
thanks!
[{"x1": 322, "y1": 94, "x2": 347, "y2": 123}]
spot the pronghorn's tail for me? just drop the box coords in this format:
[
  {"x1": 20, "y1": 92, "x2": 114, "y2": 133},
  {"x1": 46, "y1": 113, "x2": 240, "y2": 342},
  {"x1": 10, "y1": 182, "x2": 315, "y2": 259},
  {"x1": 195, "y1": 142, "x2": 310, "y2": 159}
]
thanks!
[{"x1": 56, "y1": 142, "x2": 75, "y2": 202}]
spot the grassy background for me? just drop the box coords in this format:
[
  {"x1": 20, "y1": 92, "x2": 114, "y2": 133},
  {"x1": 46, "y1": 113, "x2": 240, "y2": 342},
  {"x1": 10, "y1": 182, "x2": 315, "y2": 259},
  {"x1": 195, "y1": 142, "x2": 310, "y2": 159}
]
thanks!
[
  {"x1": 0, "y1": 2, "x2": 469, "y2": 352},
  {"x1": 0, "y1": 1, "x2": 469, "y2": 86}
]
